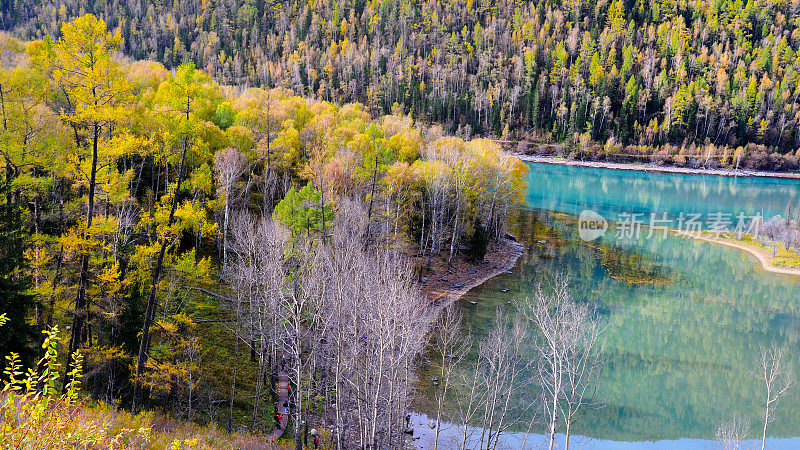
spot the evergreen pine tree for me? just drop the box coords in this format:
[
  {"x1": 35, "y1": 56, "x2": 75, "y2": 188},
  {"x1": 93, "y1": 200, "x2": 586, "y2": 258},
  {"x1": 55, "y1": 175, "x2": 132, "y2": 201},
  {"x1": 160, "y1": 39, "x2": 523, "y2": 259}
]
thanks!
[
  {"x1": 469, "y1": 218, "x2": 489, "y2": 262},
  {"x1": 0, "y1": 179, "x2": 36, "y2": 366}
]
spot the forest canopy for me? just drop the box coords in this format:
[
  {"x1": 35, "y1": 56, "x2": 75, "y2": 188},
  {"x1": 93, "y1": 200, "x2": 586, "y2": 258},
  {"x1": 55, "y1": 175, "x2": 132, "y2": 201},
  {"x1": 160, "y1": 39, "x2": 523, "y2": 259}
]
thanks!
[
  {"x1": 3, "y1": 0, "x2": 800, "y2": 169},
  {"x1": 0, "y1": 13, "x2": 526, "y2": 443}
]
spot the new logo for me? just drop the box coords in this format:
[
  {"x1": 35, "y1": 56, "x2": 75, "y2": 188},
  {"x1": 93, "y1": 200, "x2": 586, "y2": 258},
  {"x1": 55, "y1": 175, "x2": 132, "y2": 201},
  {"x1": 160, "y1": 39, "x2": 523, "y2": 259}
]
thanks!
[{"x1": 578, "y1": 210, "x2": 608, "y2": 241}]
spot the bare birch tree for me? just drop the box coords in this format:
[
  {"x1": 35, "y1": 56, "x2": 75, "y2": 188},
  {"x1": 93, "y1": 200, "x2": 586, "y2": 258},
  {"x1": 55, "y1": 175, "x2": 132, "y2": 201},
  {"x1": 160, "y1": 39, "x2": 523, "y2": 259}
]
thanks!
[
  {"x1": 229, "y1": 197, "x2": 433, "y2": 448},
  {"x1": 477, "y1": 310, "x2": 531, "y2": 450},
  {"x1": 229, "y1": 212, "x2": 288, "y2": 429},
  {"x1": 430, "y1": 305, "x2": 471, "y2": 450},
  {"x1": 214, "y1": 147, "x2": 247, "y2": 281},
  {"x1": 715, "y1": 415, "x2": 754, "y2": 450},
  {"x1": 752, "y1": 344, "x2": 795, "y2": 450},
  {"x1": 525, "y1": 275, "x2": 606, "y2": 450},
  {"x1": 280, "y1": 238, "x2": 320, "y2": 450},
  {"x1": 454, "y1": 355, "x2": 487, "y2": 450},
  {"x1": 558, "y1": 303, "x2": 605, "y2": 450}
]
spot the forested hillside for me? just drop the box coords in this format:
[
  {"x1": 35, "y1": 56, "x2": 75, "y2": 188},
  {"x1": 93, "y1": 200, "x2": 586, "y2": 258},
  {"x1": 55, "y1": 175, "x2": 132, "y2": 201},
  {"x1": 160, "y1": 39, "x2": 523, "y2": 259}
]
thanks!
[
  {"x1": 4, "y1": 0, "x2": 800, "y2": 169},
  {"x1": 0, "y1": 13, "x2": 526, "y2": 447}
]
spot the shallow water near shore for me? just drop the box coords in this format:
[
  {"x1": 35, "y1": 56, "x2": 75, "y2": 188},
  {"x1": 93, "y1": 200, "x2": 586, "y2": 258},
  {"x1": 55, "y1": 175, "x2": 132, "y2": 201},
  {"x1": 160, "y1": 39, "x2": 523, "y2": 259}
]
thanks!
[
  {"x1": 407, "y1": 413, "x2": 800, "y2": 449},
  {"x1": 413, "y1": 162, "x2": 800, "y2": 447}
]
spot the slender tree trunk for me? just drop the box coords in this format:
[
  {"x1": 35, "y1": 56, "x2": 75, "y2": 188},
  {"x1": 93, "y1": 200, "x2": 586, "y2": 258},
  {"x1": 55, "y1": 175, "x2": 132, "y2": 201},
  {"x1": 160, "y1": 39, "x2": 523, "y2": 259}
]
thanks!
[
  {"x1": 334, "y1": 299, "x2": 344, "y2": 450},
  {"x1": 433, "y1": 357, "x2": 447, "y2": 450},
  {"x1": 65, "y1": 121, "x2": 100, "y2": 391},
  {"x1": 222, "y1": 195, "x2": 229, "y2": 280},
  {"x1": 762, "y1": 400, "x2": 769, "y2": 450},
  {"x1": 548, "y1": 387, "x2": 559, "y2": 450},
  {"x1": 252, "y1": 336, "x2": 265, "y2": 429},
  {"x1": 370, "y1": 339, "x2": 386, "y2": 448},
  {"x1": 294, "y1": 324, "x2": 304, "y2": 450},
  {"x1": 133, "y1": 139, "x2": 189, "y2": 412},
  {"x1": 228, "y1": 304, "x2": 241, "y2": 431},
  {"x1": 38, "y1": 180, "x2": 66, "y2": 378},
  {"x1": 548, "y1": 355, "x2": 561, "y2": 450},
  {"x1": 460, "y1": 368, "x2": 480, "y2": 450}
]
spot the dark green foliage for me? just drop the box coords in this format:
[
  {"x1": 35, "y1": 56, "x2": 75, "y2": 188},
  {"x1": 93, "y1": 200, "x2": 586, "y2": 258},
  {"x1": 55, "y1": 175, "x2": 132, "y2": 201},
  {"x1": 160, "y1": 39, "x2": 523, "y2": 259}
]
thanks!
[
  {"x1": 0, "y1": 181, "x2": 36, "y2": 367},
  {"x1": 274, "y1": 182, "x2": 334, "y2": 237},
  {"x1": 469, "y1": 219, "x2": 489, "y2": 262}
]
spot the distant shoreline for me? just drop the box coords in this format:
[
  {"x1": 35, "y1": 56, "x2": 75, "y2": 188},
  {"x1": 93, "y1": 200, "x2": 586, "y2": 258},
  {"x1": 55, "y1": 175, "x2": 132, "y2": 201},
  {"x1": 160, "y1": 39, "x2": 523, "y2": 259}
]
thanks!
[
  {"x1": 687, "y1": 233, "x2": 800, "y2": 277},
  {"x1": 510, "y1": 154, "x2": 800, "y2": 180}
]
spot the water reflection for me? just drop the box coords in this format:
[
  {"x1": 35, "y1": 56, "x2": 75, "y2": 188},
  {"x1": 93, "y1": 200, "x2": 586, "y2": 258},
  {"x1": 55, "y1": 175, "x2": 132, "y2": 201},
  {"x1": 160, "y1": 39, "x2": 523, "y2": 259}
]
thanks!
[
  {"x1": 414, "y1": 163, "x2": 800, "y2": 445},
  {"x1": 409, "y1": 413, "x2": 800, "y2": 449},
  {"x1": 526, "y1": 163, "x2": 800, "y2": 222}
]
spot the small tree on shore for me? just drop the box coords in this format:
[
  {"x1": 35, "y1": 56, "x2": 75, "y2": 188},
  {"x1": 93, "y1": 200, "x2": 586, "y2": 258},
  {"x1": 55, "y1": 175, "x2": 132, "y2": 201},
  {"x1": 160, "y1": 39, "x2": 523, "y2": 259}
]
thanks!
[
  {"x1": 430, "y1": 305, "x2": 471, "y2": 450},
  {"x1": 476, "y1": 311, "x2": 530, "y2": 450},
  {"x1": 469, "y1": 219, "x2": 489, "y2": 262},
  {"x1": 752, "y1": 344, "x2": 795, "y2": 450},
  {"x1": 525, "y1": 275, "x2": 606, "y2": 450},
  {"x1": 714, "y1": 415, "x2": 753, "y2": 450}
]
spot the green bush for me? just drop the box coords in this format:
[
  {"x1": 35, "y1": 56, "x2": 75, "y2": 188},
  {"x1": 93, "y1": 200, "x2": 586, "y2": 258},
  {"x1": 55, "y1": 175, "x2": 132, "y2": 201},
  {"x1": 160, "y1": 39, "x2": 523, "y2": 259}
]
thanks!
[{"x1": 469, "y1": 219, "x2": 489, "y2": 262}]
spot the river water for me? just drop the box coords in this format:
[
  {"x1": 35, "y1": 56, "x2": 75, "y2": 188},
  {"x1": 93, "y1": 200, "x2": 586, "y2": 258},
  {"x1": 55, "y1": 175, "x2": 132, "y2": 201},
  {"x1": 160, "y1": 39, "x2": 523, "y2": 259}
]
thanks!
[{"x1": 414, "y1": 163, "x2": 800, "y2": 449}]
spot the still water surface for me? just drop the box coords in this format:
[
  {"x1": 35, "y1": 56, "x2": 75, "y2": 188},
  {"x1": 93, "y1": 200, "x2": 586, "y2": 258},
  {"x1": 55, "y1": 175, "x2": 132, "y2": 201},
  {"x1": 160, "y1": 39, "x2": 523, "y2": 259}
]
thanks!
[{"x1": 415, "y1": 163, "x2": 800, "y2": 448}]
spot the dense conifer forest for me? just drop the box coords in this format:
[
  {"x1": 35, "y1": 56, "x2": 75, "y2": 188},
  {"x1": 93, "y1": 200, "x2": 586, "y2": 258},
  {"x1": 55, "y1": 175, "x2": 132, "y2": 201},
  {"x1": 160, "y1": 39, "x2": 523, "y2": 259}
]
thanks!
[{"x1": 4, "y1": 0, "x2": 800, "y2": 169}]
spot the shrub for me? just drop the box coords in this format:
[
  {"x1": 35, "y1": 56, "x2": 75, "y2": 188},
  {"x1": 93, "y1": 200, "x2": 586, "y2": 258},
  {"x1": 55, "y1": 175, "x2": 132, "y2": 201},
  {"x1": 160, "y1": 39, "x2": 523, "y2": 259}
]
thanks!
[
  {"x1": 0, "y1": 315, "x2": 283, "y2": 449},
  {"x1": 0, "y1": 323, "x2": 151, "y2": 448},
  {"x1": 469, "y1": 219, "x2": 489, "y2": 262}
]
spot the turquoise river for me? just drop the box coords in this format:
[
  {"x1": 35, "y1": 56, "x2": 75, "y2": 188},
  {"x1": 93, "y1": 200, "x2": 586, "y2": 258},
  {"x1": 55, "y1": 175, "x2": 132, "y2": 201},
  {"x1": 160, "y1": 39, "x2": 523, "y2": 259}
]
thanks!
[{"x1": 413, "y1": 163, "x2": 800, "y2": 449}]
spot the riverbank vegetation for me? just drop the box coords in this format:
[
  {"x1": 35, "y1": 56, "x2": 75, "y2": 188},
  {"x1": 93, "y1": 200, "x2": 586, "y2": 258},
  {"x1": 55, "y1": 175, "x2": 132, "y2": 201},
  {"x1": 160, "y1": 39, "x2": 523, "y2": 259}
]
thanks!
[
  {"x1": 0, "y1": 13, "x2": 527, "y2": 447},
  {"x1": 693, "y1": 214, "x2": 800, "y2": 274},
  {"x1": 7, "y1": 0, "x2": 800, "y2": 171},
  {"x1": 520, "y1": 141, "x2": 800, "y2": 172}
]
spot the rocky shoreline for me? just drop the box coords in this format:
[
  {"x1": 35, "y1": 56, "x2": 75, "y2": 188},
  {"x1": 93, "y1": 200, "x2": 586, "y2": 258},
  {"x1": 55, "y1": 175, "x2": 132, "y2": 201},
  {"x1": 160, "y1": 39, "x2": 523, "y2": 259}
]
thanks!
[{"x1": 417, "y1": 238, "x2": 525, "y2": 305}]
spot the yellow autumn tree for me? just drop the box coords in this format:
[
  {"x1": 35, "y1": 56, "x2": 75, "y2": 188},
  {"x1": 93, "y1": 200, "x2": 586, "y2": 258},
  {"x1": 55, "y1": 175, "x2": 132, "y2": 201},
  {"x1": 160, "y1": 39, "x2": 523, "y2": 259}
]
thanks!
[{"x1": 28, "y1": 14, "x2": 133, "y2": 383}]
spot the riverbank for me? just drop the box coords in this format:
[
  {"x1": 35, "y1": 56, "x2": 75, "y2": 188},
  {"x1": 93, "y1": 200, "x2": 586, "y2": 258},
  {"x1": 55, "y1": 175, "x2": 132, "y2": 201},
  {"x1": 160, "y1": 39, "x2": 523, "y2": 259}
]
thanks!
[
  {"x1": 417, "y1": 238, "x2": 525, "y2": 305},
  {"x1": 511, "y1": 154, "x2": 800, "y2": 179},
  {"x1": 687, "y1": 233, "x2": 800, "y2": 276}
]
